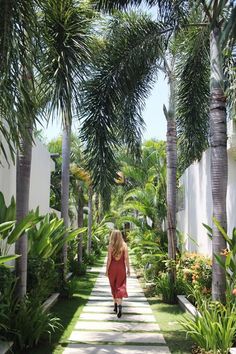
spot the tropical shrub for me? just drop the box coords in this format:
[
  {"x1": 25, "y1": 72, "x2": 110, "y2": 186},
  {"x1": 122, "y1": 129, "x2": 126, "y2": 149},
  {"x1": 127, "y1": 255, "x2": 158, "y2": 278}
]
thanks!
[
  {"x1": 178, "y1": 252, "x2": 212, "y2": 294},
  {"x1": 181, "y1": 300, "x2": 236, "y2": 354},
  {"x1": 11, "y1": 297, "x2": 61, "y2": 351},
  {"x1": 70, "y1": 259, "x2": 87, "y2": 275},
  {"x1": 0, "y1": 268, "x2": 16, "y2": 338},
  {"x1": 156, "y1": 272, "x2": 176, "y2": 303},
  {"x1": 156, "y1": 271, "x2": 189, "y2": 304},
  {"x1": 27, "y1": 213, "x2": 85, "y2": 259},
  {"x1": 0, "y1": 203, "x2": 41, "y2": 259},
  {"x1": 83, "y1": 252, "x2": 97, "y2": 266},
  {"x1": 27, "y1": 257, "x2": 59, "y2": 302},
  {"x1": 203, "y1": 220, "x2": 236, "y2": 303},
  {"x1": 0, "y1": 275, "x2": 61, "y2": 350}
]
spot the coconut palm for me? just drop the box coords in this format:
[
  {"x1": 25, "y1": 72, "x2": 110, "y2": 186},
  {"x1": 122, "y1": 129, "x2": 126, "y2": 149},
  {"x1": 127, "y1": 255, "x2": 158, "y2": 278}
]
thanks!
[{"x1": 40, "y1": 0, "x2": 94, "y2": 276}]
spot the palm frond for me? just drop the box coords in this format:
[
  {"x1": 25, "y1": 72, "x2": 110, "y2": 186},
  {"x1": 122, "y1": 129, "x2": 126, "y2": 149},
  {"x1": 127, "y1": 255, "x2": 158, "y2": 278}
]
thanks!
[
  {"x1": 0, "y1": 0, "x2": 39, "y2": 161},
  {"x1": 80, "y1": 12, "x2": 165, "y2": 196},
  {"x1": 39, "y1": 0, "x2": 93, "y2": 125},
  {"x1": 224, "y1": 46, "x2": 236, "y2": 119},
  {"x1": 94, "y1": 0, "x2": 190, "y2": 29},
  {"x1": 94, "y1": 0, "x2": 156, "y2": 11},
  {"x1": 221, "y1": 1, "x2": 236, "y2": 45},
  {"x1": 175, "y1": 24, "x2": 210, "y2": 172}
]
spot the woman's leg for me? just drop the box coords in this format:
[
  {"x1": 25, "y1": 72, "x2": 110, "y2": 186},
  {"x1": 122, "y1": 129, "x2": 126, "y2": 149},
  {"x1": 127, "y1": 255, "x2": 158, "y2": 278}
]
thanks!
[{"x1": 116, "y1": 298, "x2": 122, "y2": 305}]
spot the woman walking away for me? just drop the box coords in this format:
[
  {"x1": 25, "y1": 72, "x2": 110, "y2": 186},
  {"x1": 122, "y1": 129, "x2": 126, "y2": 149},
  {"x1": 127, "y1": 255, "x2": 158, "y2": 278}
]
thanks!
[{"x1": 105, "y1": 229, "x2": 130, "y2": 318}]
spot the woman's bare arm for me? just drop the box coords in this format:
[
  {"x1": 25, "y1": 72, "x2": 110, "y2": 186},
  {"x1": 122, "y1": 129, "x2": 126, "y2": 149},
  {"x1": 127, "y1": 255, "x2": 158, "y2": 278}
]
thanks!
[
  {"x1": 105, "y1": 245, "x2": 112, "y2": 276},
  {"x1": 124, "y1": 244, "x2": 130, "y2": 276}
]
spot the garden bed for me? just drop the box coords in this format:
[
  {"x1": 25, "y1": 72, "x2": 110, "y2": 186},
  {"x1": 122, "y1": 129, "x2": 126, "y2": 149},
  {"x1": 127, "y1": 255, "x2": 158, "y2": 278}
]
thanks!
[{"x1": 177, "y1": 295, "x2": 236, "y2": 354}]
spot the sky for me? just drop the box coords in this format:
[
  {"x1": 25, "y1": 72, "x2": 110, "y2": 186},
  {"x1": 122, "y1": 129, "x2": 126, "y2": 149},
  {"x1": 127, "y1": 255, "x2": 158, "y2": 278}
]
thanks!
[{"x1": 41, "y1": 3, "x2": 169, "y2": 143}]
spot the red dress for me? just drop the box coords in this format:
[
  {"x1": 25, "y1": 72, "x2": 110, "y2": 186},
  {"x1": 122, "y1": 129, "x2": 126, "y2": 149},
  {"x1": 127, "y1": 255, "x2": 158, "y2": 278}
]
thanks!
[{"x1": 108, "y1": 250, "x2": 128, "y2": 299}]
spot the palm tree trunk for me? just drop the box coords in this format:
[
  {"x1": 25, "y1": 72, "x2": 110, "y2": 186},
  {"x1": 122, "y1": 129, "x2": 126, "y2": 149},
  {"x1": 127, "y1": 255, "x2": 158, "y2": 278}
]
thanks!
[
  {"x1": 87, "y1": 186, "x2": 93, "y2": 255},
  {"x1": 77, "y1": 185, "x2": 84, "y2": 265},
  {"x1": 95, "y1": 193, "x2": 100, "y2": 224},
  {"x1": 15, "y1": 129, "x2": 33, "y2": 298},
  {"x1": 210, "y1": 27, "x2": 227, "y2": 302},
  {"x1": 164, "y1": 67, "x2": 177, "y2": 290},
  {"x1": 166, "y1": 117, "x2": 177, "y2": 261},
  {"x1": 61, "y1": 122, "x2": 71, "y2": 277}
]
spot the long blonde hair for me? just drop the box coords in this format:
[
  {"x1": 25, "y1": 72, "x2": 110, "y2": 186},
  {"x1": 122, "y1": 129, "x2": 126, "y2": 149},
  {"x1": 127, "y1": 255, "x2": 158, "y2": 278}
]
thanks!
[{"x1": 110, "y1": 229, "x2": 124, "y2": 258}]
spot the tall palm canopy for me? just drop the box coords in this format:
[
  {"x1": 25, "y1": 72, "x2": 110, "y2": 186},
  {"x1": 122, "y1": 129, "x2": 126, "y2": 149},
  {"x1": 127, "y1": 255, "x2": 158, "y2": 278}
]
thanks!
[
  {"x1": 40, "y1": 0, "x2": 93, "y2": 124},
  {"x1": 0, "y1": 0, "x2": 39, "y2": 161},
  {"x1": 80, "y1": 12, "x2": 166, "y2": 201}
]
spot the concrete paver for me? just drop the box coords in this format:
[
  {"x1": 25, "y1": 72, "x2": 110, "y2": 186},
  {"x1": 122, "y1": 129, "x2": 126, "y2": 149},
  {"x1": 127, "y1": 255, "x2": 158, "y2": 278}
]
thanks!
[
  {"x1": 88, "y1": 295, "x2": 148, "y2": 301},
  {"x1": 86, "y1": 300, "x2": 150, "y2": 307},
  {"x1": 80, "y1": 313, "x2": 156, "y2": 322},
  {"x1": 75, "y1": 321, "x2": 161, "y2": 331},
  {"x1": 82, "y1": 305, "x2": 153, "y2": 314},
  {"x1": 63, "y1": 344, "x2": 171, "y2": 354},
  {"x1": 69, "y1": 331, "x2": 165, "y2": 343}
]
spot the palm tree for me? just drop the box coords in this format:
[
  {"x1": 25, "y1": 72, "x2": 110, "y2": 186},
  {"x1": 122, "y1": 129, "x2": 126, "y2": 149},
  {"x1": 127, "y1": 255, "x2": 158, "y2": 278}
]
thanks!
[
  {"x1": 0, "y1": 0, "x2": 38, "y2": 162},
  {"x1": 92, "y1": 0, "x2": 236, "y2": 302},
  {"x1": 79, "y1": 10, "x2": 189, "y2": 287},
  {"x1": 0, "y1": 0, "x2": 42, "y2": 298},
  {"x1": 77, "y1": 185, "x2": 84, "y2": 264},
  {"x1": 121, "y1": 140, "x2": 167, "y2": 229},
  {"x1": 70, "y1": 163, "x2": 92, "y2": 262},
  {"x1": 175, "y1": 1, "x2": 236, "y2": 302},
  {"x1": 87, "y1": 185, "x2": 93, "y2": 255},
  {"x1": 40, "y1": 0, "x2": 93, "y2": 277},
  {"x1": 202, "y1": 0, "x2": 233, "y2": 302}
]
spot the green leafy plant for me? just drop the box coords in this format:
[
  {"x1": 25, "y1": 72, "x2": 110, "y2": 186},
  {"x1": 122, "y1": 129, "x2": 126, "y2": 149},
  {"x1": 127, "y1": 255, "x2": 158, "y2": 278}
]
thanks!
[
  {"x1": 181, "y1": 300, "x2": 236, "y2": 354},
  {"x1": 27, "y1": 257, "x2": 59, "y2": 302},
  {"x1": 83, "y1": 252, "x2": 97, "y2": 266},
  {"x1": 65, "y1": 278, "x2": 80, "y2": 299},
  {"x1": 0, "y1": 267, "x2": 16, "y2": 338},
  {"x1": 70, "y1": 259, "x2": 87, "y2": 276},
  {"x1": 27, "y1": 213, "x2": 86, "y2": 258},
  {"x1": 156, "y1": 272, "x2": 177, "y2": 304},
  {"x1": 178, "y1": 252, "x2": 212, "y2": 294},
  {"x1": 203, "y1": 219, "x2": 236, "y2": 301},
  {"x1": 11, "y1": 296, "x2": 61, "y2": 350},
  {"x1": 0, "y1": 192, "x2": 41, "y2": 257}
]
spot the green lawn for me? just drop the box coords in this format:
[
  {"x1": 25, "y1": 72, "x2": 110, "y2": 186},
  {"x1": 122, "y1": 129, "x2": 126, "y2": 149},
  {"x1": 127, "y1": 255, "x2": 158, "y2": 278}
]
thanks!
[
  {"x1": 149, "y1": 298, "x2": 193, "y2": 354},
  {"x1": 133, "y1": 257, "x2": 194, "y2": 354},
  {"x1": 26, "y1": 255, "x2": 105, "y2": 354}
]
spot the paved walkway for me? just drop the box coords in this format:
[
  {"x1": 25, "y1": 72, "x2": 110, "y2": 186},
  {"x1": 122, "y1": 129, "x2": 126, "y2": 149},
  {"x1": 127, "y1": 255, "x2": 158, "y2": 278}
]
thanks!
[{"x1": 63, "y1": 260, "x2": 170, "y2": 354}]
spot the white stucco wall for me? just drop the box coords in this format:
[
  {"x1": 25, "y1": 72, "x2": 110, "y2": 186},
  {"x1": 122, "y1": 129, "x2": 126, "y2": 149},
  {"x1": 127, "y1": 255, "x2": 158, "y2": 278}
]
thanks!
[
  {"x1": 0, "y1": 138, "x2": 54, "y2": 214},
  {"x1": 177, "y1": 148, "x2": 236, "y2": 257},
  {"x1": 0, "y1": 148, "x2": 16, "y2": 205},
  {"x1": 29, "y1": 140, "x2": 53, "y2": 214}
]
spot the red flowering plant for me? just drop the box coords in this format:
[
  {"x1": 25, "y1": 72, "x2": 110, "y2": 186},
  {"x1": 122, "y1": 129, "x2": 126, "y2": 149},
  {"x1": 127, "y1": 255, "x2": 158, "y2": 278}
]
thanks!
[{"x1": 177, "y1": 252, "x2": 212, "y2": 297}]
